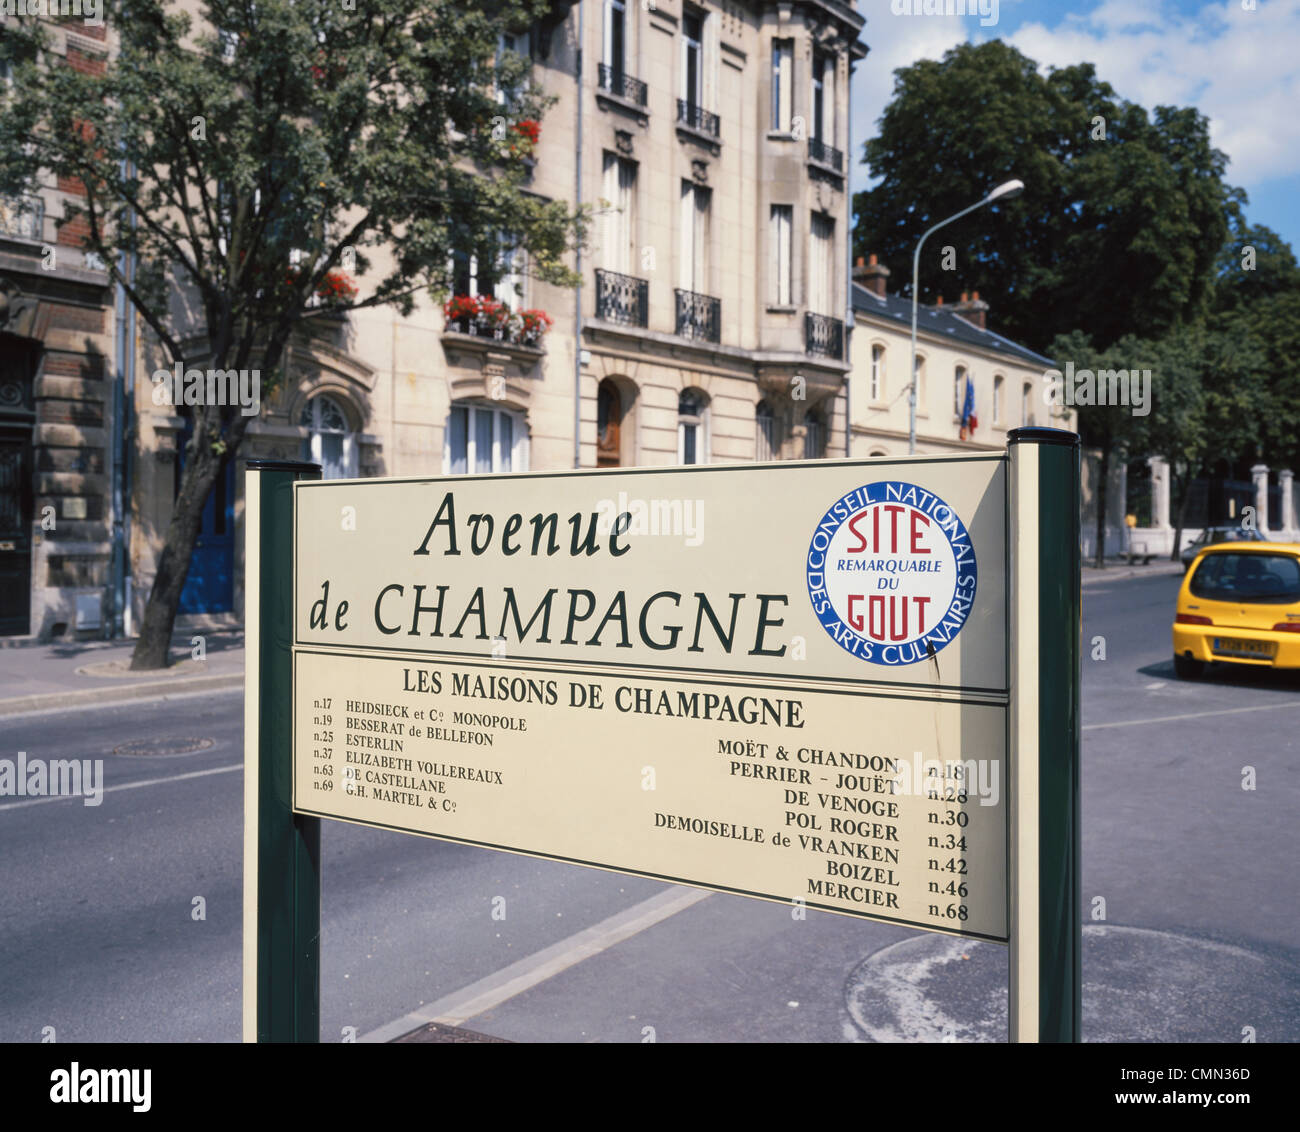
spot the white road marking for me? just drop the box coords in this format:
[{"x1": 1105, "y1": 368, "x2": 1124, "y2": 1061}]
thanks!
[
  {"x1": 1083, "y1": 700, "x2": 1300, "y2": 732},
  {"x1": 0, "y1": 763, "x2": 240, "y2": 811},
  {"x1": 360, "y1": 885, "x2": 712, "y2": 1042}
]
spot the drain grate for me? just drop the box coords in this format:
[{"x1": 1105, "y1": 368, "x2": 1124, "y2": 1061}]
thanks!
[{"x1": 112, "y1": 736, "x2": 216, "y2": 758}]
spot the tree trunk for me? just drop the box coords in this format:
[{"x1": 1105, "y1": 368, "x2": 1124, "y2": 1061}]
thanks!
[
  {"x1": 129, "y1": 423, "x2": 225, "y2": 670},
  {"x1": 1093, "y1": 444, "x2": 1110, "y2": 569}
]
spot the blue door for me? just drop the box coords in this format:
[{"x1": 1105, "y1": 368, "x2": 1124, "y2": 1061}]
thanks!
[{"x1": 178, "y1": 419, "x2": 235, "y2": 614}]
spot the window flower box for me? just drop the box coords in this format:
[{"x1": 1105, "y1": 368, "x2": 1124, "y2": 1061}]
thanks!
[{"x1": 442, "y1": 294, "x2": 551, "y2": 346}]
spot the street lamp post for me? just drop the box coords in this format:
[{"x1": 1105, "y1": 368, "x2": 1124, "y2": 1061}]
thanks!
[{"x1": 908, "y1": 179, "x2": 1024, "y2": 454}]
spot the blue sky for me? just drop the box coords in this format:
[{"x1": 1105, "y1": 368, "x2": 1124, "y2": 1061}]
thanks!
[{"x1": 853, "y1": 0, "x2": 1300, "y2": 255}]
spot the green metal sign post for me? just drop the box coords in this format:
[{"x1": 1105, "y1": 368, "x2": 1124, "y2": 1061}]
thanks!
[
  {"x1": 242, "y1": 459, "x2": 322, "y2": 1043},
  {"x1": 1008, "y1": 427, "x2": 1082, "y2": 1042}
]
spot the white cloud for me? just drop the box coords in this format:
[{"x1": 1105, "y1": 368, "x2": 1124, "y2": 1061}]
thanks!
[
  {"x1": 853, "y1": 0, "x2": 1300, "y2": 193},
  {"x1": 1006, "y1": 0, "x2": 1300, "y2": 185}
]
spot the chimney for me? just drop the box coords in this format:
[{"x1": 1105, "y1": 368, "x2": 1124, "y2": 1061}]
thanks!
[
  {"x1": 853, "y1": 253, "x2": 890, "y2": 298},
  {"x1": 935, "y1": 295, "x2": 943, "y2": 307},
  {"x1": 951, "y1": 289, "x2": 989, "y2": 330}
]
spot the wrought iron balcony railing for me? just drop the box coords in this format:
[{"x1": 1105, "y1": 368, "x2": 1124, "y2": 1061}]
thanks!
[
  {"x1": 675, "y1": 288, "x2": 721, "y2": 343},
  {"x1": 804, "y1": 312, "x2": 844, "y2": 360},
  {"x1": 597, "y1": 64, "x2": 648, "y2": 107},
  {"x1": 808, "y1": 137, "x2": 844, "y2": 172},
  {"x1": 676, "y1": 100, "x2": 720, "y2": 138},
  {"x1": 595, "y1": 268, "x2": 649, "y2": 328}
]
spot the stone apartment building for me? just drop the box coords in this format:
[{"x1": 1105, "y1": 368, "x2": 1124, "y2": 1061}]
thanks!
[
  {"x1": 0, "y1": 16, "x2": 119, "y2": 639},
  {"x1": 1, "y1": 0, "x2": 869, "y2": 638}
]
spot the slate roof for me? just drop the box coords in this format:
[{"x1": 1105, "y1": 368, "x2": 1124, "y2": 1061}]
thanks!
[{"x1": 851, "y1": 282, "x2": 1055, "y2": 369}]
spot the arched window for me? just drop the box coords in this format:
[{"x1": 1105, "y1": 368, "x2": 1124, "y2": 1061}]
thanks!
[
  {"x1": 444, "y1": 401, "x2": 528, "y2": 474},
  {"x1": 755, "y1": 399, "x2": 781, "y2": 461},
  {"x1": 913, "y1": 354, "x2": 926, "y2": 406},
  {"x1": 300, "y1": 394, "x2": 357, "y2": 479},
  {"x1": 955, "y1": 365, "x2": 967, "y2": 416},
  {"x1": 803, "y1": 407, "x2": 826, "y2": 460},
  {"x1": 597, "y1": 378, "x2": 622, "y2": 467},
  {"x1": 870, "y1": 344, "x2": 885, "y2": 401},
  {"x1": 993, "y1": 374, "x2": 1004, "y2": 425},
  {"x1": 677, "y1": 388, "x2": 708, "y2": 465},
  {"x1": 1022, "y1": 382, "x2": 1034, "y2": 427}
]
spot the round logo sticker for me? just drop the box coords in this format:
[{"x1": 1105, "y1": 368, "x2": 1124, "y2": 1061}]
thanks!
[{"x1": 806, "y1": 481, "x2": 977, "y2": 666}]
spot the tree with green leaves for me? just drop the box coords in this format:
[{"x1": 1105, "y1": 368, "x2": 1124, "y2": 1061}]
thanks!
[
  {"x1": 1048, "y1": 330, "x2": 1154, "y2": 568},
  {"x1": 854, "y1": 40, "x2": 1238, "y2": 354},
  {"x1": 0, "y1": 0, "x2": 583, "y2": 669}
]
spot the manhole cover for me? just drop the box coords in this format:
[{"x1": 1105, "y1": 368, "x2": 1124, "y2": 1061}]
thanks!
[{"x1": 112, "y1": 736, "x2": 216, "y2": 758}]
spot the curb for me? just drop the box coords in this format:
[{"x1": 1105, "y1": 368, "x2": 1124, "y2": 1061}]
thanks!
[
  {"x1": 1082, "y1": 564, "x2": 1184, "y2": 586},
  {"x1": 0, "y1": 672, "x2": 243, "y2": 718}
]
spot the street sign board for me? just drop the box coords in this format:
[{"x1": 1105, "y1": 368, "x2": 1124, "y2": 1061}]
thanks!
[{"x1": 290, "y1": 458, "x2": 1009, "y2": 939}]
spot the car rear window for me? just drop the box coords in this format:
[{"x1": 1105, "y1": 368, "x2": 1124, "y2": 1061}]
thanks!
[{"x1": 1190, "y1": 552, "x2": 1300, "y2": 603}]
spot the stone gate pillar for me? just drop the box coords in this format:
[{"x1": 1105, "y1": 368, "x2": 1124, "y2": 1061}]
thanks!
[
  {"x1": 1251, "y1": 464, "x2": 1270, "y2": 532},
  {"x1": 1148, "y1": 456, "x2": 1171, "y2": 529}
]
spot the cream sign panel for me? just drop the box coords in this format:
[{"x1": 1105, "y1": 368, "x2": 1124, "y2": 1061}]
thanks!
[
  {"x1": 293, "y1": 459, "x2": 1007, "y2": 693},
  {"x1": 293, "y1": 652, "x2": 1008, "y2": 940}
]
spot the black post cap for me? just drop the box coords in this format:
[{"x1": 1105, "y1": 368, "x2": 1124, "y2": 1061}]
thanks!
[
  {"x1": 244, "y1": 459, "x2": 323, "y2": 472},
  {"x1": 1007, "y1": 427, "x2": 1079, "y2": 448}
]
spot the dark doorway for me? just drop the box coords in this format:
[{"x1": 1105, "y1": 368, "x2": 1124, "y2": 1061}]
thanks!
[
  {"x1": 0, "y1": 332, "x2": 38, "y2": 636},
  {"x1": 176, "y1": 415, "x2": 235, "y2": 614},
  {"x1": 597, "y1": 378, "x2": 622, "y2": 467}
]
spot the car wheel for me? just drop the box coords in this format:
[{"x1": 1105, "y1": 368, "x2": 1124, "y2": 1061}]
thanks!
[{"x1": 1174, "y1": 654, "x2": 1204, "y2": 679}]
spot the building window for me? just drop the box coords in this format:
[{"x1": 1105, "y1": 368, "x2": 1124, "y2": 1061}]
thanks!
[
  {"x1": 993, "y1": 374, "x2": 1004, "y2": 424},
  {"x1": 680, "y1": 181, "x2": 711, "y2": 293},
  {"x1": 677, "y1": 388, "x2": 708, "y2": 465},
  {"x1": 603, "y1": 0, "x2": 628, "y2": 80},
  {"x1": 597, "y1": 378, "x2": 622, "y2": 467},
  {"x1": 770, "y1": 205, "x2": 792, "y2": 306},
  {"x1": 496, "y1": 29, "x2": 531, "y2": 103},
  {"x1": 755, "y1": 399, "x2": 781, "y2": 461},
  {"x1": 495, "y1": 236, "x2": 527, "y2": 309},
  {"x1": 771, "y1": 39, "x2": 792, "y2": 131},
  {"x1": 444, "y1": 402, "x2": 528, "y2": 474},
  {"x1": 871, "y1": 344, "x2": 885, "y2": 401},
  {"x1": 809, "y1": 212, "x2": 834, "y2": 315},
  {"x1": 811, "y1": 50, "x2": 833, "y2": 145},
  {"x1": 451, "y1": 234, "x2": 525, "y2": 309},
  {"x1": 682, "y1": 9, "x2": 703, "y2": 111},
  {"x1": 914, "y1": 355, "x2": 926, "y2": 406},
  {"x1": 954, "y1": 365, "x2": 967, "y2": 415},
  {"x1": 804, "y1": 408, "x2": 826, "y2": 460},
  {"x1": 300, "y1": 395, "x2": 357, "y2": 480},
  {"x1": 1022, "y1": 382, "x2": 1034, "y2": 427},
  {"x1": 601, "y1": 153, "x2": 637, "y2": 275}
]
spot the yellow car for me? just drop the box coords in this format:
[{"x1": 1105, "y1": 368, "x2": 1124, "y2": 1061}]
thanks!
[{"x1": 1173, "y1": 541, "x2": 1300, "y2": 678}]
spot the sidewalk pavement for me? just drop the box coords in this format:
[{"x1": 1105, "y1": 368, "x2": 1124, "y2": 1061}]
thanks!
[
  {"x1": 0, "y1": 629, "x2": 244, "y2": 717},
  {"x1": 1081, "y1": 558, "x2": 1185, "y2": 585}
]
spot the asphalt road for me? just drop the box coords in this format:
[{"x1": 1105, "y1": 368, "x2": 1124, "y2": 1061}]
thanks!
[{"x1": 1, "y1": 570, "x2": 1296, "y2": 1042}]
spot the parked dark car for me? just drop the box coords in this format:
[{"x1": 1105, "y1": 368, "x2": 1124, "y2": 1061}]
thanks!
[{"x1": 1180, "y1": 526, "x2": 1268, "y2": 570}]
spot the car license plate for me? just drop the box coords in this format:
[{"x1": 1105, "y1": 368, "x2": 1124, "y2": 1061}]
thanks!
[{"x1": 1212, "y1": 637, "x2": 1275, "y2": 659}]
